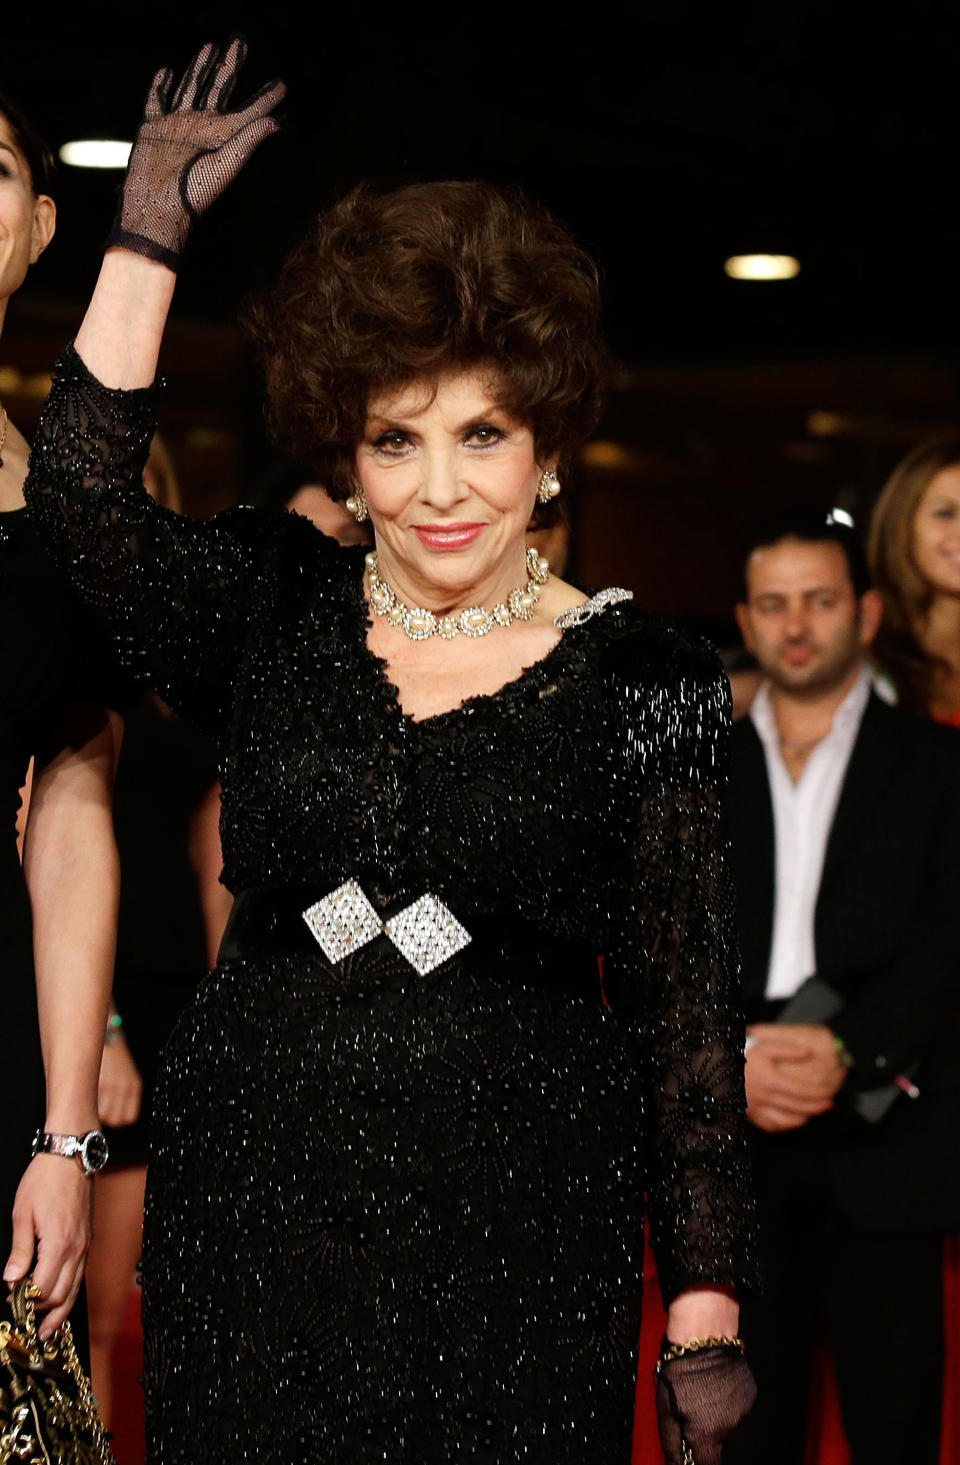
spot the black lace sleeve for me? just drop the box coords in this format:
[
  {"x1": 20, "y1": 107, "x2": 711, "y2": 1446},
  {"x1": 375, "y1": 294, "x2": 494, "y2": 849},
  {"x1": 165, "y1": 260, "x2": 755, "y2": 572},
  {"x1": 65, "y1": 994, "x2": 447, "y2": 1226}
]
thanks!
[
  {"x1": 24, "y1": 345, "x2": 271, "y2": 738},
  {"x1": 604, "y1": 630, "x2": 759, "y2": 1305}
]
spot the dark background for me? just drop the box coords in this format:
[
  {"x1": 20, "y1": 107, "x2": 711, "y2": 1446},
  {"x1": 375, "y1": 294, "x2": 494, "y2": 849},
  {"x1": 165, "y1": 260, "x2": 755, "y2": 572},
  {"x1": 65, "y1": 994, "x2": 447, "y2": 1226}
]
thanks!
[{"x1": 4, "y1": 2, "x2": 960, "y2": 634}]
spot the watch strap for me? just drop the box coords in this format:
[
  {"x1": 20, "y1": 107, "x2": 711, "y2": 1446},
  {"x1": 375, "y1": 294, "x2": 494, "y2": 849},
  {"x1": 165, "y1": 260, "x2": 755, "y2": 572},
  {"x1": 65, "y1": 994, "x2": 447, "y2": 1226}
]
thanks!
[
  {"x1": 32, "y1": 1129, "x2": 109, "y2": 1175},
  {"x1": 33, "y1": 1131, "x2": 80, "y2": 1160}
]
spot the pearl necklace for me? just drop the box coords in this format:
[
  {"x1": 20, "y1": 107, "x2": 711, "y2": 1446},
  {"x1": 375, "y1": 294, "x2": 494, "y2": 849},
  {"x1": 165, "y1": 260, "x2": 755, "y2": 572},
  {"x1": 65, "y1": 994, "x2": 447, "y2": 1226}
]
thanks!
[{"x1": 366, "y1": 545, "x2": 550, "y2": 641}]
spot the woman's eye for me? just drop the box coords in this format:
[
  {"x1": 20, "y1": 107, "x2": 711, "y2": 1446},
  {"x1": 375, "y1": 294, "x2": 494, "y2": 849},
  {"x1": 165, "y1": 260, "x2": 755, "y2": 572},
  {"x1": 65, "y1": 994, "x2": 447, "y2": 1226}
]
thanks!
[
  {"x1": 468, "y1": 425, "x2": 503, "y2": 447},
  {"x1": 373, "y1": 432, "x2": 411, "y2": 455}
]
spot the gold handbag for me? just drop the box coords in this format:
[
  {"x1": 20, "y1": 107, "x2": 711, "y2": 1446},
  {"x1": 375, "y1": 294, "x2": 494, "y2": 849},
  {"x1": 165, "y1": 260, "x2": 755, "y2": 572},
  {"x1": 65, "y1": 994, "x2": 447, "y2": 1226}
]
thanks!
[{"x1": 0, "y1": 1278, "x2": 116, "y2": 1464}]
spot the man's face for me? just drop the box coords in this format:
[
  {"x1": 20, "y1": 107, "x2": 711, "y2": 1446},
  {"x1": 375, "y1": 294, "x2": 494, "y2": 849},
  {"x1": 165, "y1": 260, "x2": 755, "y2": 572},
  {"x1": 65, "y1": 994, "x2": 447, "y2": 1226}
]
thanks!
[{"x1": 736, "y1": 538, "x2": 870, "y2": 696}]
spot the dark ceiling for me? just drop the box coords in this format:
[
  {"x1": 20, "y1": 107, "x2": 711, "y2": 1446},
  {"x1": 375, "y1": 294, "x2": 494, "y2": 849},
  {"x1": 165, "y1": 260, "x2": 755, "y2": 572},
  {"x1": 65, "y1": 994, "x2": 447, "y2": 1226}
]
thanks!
[{"x1": 7, "y1": 3, "x2": 960, "y2": 365}]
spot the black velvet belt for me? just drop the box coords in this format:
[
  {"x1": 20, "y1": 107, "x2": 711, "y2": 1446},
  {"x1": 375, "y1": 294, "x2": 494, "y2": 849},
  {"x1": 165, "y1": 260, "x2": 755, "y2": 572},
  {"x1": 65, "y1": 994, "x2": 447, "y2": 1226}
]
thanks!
[{"x1": 219, "y1": 881, "x2": 601, "y2": 994}]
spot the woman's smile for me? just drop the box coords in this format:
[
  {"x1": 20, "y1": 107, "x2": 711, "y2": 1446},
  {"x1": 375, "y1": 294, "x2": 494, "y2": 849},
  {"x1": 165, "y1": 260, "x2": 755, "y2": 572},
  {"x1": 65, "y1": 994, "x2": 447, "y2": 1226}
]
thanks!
[
  {"x1": 354, "y1": 368, "x2": 545, "y2": 616},
  {"x1": 412, "y1": 522, "x2": 486, "y2": 551}
]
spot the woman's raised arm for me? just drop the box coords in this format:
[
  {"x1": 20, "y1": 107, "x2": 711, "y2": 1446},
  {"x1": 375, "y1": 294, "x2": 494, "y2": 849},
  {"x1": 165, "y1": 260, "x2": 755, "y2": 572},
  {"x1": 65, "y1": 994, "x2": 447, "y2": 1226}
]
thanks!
[
  {"x1": 23, "y1": 40, "x2": 287, "y2": 736},
  {"x1": 75, "y1": 36, "x2": 283, "y2": 390}
]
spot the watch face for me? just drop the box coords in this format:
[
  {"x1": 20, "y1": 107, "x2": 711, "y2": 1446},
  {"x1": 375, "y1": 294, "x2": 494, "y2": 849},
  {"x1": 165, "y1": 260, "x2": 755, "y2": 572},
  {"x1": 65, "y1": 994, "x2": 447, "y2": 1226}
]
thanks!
[{"x1": 81, "y1": 1131, "x2": 109, "y2": 1173}]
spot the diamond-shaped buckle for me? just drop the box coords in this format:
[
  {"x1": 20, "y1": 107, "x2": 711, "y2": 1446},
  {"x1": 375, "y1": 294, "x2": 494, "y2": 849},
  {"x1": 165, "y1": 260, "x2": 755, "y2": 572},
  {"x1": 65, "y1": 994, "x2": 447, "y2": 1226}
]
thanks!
[
  {"x1": 384, "y1": 893, "x2": 472, "y2": 976},
  {"x1": 302, "y1": 879, "x2": 382, "y2": 964},
  {"x1": 302, "y1": 881, "x2": 471, "y2": 975}
]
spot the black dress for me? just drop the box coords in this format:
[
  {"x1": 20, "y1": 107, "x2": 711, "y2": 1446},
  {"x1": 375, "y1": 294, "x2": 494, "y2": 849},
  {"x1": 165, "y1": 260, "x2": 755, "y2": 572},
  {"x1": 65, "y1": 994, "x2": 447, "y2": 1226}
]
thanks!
[
  {"x1": 0, "y1": 508, "x2": 124, "y2": 1281},
  {"x1": 107, "y1": 693, "x2": 218, "y2": 1169},
  {"x1": 26, "y1": 346, "x2": 758, "y2": 1465}
]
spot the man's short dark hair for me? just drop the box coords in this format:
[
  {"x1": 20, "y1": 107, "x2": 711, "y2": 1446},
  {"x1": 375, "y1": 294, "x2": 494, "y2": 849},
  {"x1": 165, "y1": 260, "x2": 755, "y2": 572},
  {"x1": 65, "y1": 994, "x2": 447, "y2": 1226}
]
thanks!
[{"x1": 741, "y1": 510, "x2": 873, "y2": 599}]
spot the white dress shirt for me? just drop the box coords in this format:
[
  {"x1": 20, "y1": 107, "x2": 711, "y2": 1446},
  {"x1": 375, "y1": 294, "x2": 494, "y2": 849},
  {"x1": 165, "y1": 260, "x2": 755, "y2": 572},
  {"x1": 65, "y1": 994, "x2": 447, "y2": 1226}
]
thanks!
[{"x1": 750, "y1": 665, "x2": 873, "y2": 1000}]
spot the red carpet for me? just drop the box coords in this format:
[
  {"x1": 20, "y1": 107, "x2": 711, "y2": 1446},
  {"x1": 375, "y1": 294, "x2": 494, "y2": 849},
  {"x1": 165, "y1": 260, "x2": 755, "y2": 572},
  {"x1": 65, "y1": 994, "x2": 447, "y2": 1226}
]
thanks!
[{"x1": 109, "y1": 1289, "x2": 145, "y2": 1465}]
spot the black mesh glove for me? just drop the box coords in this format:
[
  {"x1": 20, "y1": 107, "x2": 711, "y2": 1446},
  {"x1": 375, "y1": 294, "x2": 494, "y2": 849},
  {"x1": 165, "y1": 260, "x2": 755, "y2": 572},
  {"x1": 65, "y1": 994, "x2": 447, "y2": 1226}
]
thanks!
[
  {"x1": 106, "y1": 35, "x2": 284, "y2": 271},
  {"x1": 655, "y1": 1342, "x2": 758, "y2": 1465}
]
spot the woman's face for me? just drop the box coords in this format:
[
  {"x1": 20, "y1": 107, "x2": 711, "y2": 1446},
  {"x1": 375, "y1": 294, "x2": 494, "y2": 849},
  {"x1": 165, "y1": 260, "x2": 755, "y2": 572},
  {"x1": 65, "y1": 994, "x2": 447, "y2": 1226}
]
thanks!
[
  {"x1": 355, "y1": 367, "x2": 547, "y2": 607},
  {"x1": 912, "y1": 465, "x2": 960, "y2": 599},
  {"x1": 0, "y1": 114, "x2": 55, "y2": 309}
]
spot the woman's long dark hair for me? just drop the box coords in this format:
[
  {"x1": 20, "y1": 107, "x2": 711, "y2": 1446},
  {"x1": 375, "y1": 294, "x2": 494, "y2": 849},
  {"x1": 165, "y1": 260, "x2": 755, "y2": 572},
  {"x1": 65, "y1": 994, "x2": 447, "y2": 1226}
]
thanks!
[{"x1": 0, "y1": 89, "x2": 55, "y2": 196}]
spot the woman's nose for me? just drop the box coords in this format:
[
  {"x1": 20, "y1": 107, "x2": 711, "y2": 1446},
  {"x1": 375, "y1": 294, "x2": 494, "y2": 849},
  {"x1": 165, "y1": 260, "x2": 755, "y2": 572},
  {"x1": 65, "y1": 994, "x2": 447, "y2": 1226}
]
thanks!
[{"x1": 419, "y1": 456, "x2": 470, "y2": 509}]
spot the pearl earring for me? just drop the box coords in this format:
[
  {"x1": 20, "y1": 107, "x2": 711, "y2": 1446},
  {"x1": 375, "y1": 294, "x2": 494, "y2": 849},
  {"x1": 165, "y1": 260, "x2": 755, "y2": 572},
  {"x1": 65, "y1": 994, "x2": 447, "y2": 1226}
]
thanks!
[
  {"x1": 538, "y1": 469, "x2": 561, "y2": 504},
  {"x1": 345, "y1": 487, "x2": 368, "y2": 523}
]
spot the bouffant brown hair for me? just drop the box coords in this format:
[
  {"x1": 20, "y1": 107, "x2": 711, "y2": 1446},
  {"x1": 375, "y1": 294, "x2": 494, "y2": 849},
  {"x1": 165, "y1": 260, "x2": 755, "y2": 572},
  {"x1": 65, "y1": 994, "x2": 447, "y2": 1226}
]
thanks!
[{"x1": 244, "y1": 180, "x2": 606, "y2": 500}]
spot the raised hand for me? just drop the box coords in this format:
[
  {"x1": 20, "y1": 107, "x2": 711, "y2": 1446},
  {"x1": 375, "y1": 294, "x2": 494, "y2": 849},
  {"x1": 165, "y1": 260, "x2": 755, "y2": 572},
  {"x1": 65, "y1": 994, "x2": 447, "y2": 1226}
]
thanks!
[{"x1": 106, "y1": 35, "x2": 285, "y2": 271}]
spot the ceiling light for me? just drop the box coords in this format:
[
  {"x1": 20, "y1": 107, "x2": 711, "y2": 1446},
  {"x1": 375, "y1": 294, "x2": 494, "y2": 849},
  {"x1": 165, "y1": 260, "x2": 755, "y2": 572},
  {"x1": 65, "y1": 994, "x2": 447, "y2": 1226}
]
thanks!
[
  {"x1": 59, "y1": 140, "x2": 132, "y2": 170},
  {"x1": 827, "y1": 507, "x2": 855, "y2": 528},
  {"x1": 723, "y1": 254, "x2": 801, "y2": 281}
]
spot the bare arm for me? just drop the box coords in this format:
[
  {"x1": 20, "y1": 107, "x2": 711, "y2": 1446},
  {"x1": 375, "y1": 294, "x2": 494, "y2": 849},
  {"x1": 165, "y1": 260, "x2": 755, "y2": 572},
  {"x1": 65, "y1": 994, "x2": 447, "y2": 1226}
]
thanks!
[
  {"x1": 666, "y1": 1285, "x2": 740, "y2": 1344},
  {"x1": 15, "y1": 757, "x2": 32, "y2": 858},
  {"x1": 4, "y1": 704, "x2": 123, "y2": 1337},
  {"x1": 74, "y1": 249, "x2": 175, "y2": 390}
]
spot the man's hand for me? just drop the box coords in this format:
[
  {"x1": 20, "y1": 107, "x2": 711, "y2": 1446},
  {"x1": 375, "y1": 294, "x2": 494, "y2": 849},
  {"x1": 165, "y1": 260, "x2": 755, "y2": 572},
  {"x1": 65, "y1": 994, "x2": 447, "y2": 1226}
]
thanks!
[{"x1": 745, "y1": 1024, "x2": 847, "y2": 1133}]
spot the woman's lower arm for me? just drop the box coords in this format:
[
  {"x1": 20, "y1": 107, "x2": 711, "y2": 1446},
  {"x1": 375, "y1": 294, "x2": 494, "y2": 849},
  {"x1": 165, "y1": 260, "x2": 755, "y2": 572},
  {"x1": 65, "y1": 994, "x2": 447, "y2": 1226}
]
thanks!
[
  {"x1": 666, "y1": 1284, "x2": 740, "y2": 1343},
  {"x1": 24, "y1": 708, "x2": 124, "y2": 1133},
  {"x1": 74, "y1": 249, "x2": 176, "y2": 391}
]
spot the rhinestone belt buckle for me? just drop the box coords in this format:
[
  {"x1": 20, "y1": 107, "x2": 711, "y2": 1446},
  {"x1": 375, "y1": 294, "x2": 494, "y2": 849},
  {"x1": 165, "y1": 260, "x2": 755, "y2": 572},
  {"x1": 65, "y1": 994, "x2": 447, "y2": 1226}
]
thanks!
[{"x1": 302, "y1": 880, "x2": 471, "y2": 975}]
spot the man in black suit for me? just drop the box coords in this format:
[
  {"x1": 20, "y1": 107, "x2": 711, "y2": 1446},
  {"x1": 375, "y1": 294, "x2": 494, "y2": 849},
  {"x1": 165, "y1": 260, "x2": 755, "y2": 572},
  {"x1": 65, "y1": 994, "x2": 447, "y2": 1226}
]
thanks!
[{"x1": 725, "y1": 512, "x2": 960, "y2": 1465}]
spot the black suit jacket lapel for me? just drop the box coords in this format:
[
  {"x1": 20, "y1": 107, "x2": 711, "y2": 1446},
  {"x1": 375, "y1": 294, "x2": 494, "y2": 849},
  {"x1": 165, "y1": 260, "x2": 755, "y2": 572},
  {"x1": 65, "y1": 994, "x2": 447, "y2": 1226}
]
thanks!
[
  {"x1": 821, "y1": 693, "x2": 907, "y2": 885},
  {"x1": 729, "y1": 720, "x2": 775, "y2": 1002}
]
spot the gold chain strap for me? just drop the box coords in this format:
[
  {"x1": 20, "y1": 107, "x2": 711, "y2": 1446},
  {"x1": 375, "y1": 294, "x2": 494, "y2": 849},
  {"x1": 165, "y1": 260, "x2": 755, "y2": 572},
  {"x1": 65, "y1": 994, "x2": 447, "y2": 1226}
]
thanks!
[
  {"x1": 658, "y1": 1334, "x2": 747, "y2": 1364},
  {"x1": 1, "y1": 1279, "x2": 116, "y2": 1465}
]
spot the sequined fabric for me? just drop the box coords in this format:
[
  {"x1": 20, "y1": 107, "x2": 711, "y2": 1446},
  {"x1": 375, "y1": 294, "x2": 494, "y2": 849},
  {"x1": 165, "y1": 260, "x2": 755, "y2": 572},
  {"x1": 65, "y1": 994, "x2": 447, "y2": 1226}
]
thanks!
[{"x1": 25, "y1": 345, "x2": 758, "y2": 1464}]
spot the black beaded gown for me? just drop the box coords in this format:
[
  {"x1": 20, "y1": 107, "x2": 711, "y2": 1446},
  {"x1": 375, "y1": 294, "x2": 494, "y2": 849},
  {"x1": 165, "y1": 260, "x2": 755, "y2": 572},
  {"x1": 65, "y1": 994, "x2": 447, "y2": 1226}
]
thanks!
[{"x1": 25, "y1": 346, "x2": 759, "y2": 1465}]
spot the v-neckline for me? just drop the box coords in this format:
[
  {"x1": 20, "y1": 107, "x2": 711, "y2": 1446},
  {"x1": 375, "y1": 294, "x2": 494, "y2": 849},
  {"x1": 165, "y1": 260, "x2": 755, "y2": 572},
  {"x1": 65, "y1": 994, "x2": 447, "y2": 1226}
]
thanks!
[{"x1": 347, "y1": 568, "x2": 568, "y2": 730}]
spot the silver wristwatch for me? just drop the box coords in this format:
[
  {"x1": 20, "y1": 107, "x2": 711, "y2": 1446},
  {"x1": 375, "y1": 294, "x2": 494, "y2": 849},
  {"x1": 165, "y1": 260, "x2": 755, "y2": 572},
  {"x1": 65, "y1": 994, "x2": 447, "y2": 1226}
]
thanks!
[{"x1": 31, "y1": 1129, "x2": 110, "y2": 1177}]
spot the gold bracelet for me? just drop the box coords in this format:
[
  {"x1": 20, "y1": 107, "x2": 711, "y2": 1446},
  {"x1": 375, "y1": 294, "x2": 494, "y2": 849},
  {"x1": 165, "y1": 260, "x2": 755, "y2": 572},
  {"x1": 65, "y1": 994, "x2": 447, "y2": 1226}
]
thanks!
[{"x1": 659, "y1": 1335, "x2": 747, "y2": 1363}]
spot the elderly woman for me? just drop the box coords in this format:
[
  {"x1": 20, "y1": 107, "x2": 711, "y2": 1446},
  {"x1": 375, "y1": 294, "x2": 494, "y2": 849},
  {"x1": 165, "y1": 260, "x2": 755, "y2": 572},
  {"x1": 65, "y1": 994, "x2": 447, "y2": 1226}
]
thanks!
[{"x1": 25, "y1": 41, "x2": 757, "y2": 1465}]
